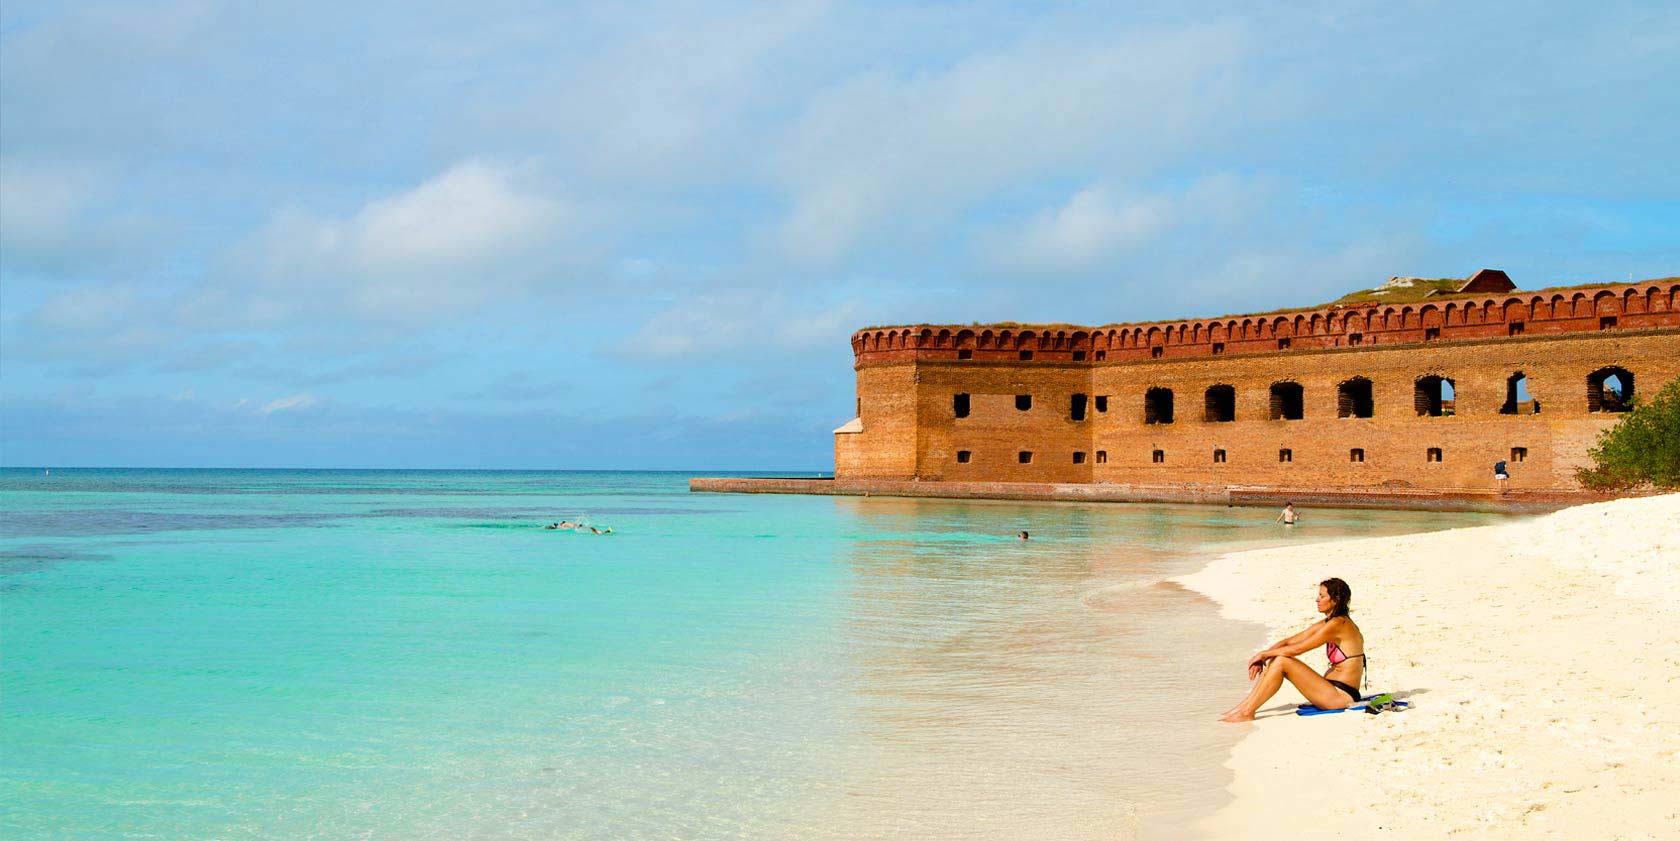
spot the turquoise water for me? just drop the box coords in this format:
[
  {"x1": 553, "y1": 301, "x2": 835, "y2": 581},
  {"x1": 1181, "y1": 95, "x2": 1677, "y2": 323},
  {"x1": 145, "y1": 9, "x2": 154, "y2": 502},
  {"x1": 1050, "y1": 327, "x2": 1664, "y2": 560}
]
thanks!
[{"x1": 1, "y1": 469, "x2": 1500, "y2": 839}]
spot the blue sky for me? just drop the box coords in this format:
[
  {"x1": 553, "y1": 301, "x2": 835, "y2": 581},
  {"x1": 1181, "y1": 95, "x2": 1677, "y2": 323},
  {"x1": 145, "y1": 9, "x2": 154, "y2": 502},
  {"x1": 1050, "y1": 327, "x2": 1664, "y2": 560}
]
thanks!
[{"x1": 2, "y1": 1, "x2": 1677, "y2": 469}]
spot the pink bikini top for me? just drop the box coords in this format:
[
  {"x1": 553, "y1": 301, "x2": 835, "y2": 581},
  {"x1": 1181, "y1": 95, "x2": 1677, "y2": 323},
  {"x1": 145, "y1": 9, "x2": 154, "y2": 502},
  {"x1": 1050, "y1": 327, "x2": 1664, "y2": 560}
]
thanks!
[{"x1": 1326, "y1": 641, "x2": 1365, "y2": 665}]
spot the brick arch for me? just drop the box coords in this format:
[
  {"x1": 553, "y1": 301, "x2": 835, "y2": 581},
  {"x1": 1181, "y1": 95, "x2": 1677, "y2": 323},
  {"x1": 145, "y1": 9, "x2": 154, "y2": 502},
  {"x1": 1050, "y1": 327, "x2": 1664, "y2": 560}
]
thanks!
[
  {"x1": 1420, "y1": 304, "x2": 1442, "y2": 327},
  {"x1": 1670, "y1": 284, "x2": 1680, "y2": 308},
  {"x1": 1593, "y1": 290, "x2": 1618, "y2": 315},
  {"x1": 1146, "y1": 326, "x2": 1163, "y2": 345},
  {"x1": 899, "y1": 329, "x2": 912, "y2": 349},
  {"x1": 1587, "y1": 366, "x2": 1634, "y2": 412},
  {"x1": 1549, "y1": 294, "x2": 1566, "y2": 318},
  {"x1": 1414, "y1": 374, "x2": 1456, "y2": 417},
  {"x1": 1016, "y1": 330, "x2": 1037, "y2": 349},
  {"x1": 997, "y1": 329, "x2": 1014, "y2": 349},
  {"x1": 1308, "y1": 313, "x2": 1321, "y2": 335},
  {"x1": 1504, "y1": 298, "x2": 1527, "y2": 321},
  {"x1": 1570, "y1": 292, "x2": 1589, "y2": 317},
  {"x1": 1272, "y1": 316, "x2": 1290, "y2": 336},
  {"x1": 1646, "y1": 287, "x2": 1664, "y2": 312},
  {"x1": 955, "y1": 329, "x2": 975, "y2": 348},
  {"x1": 1070, "y1": 330, "x2": 1089, "y2": 350},
  {"x1": 1204, "y1": 384, "x2": 1237, "y2": 422},
  {"x1": 979, "y1": 329, "x2": 996, "y2": 349},
  {"x1": 1621, "y1": 288, "x2": 1640, "y2": 314},
  {"x1": 917, "y1": 328, "x2": 933, "y2": 348},
  {"x1": 1382, "y1": 307, "x2": 1398, "y2": 329},
  {"x1": 1337, "y1": 376, "x2": 1375, "y2": 418}
]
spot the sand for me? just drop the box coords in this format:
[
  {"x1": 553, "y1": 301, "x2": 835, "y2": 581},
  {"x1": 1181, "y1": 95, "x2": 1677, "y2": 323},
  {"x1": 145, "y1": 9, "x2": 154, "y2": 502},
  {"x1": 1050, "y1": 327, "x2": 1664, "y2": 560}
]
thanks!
[{"x1": 1175, "y1": 494, "x2": 1680, "y2": 839}]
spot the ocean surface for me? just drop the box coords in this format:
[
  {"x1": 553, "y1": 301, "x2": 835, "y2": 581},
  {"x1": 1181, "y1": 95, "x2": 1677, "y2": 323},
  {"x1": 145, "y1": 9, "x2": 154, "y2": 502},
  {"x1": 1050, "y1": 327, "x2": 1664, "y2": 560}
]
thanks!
[{"x1": 0, "y1": 469, "x2": 1502, "y2": 839}]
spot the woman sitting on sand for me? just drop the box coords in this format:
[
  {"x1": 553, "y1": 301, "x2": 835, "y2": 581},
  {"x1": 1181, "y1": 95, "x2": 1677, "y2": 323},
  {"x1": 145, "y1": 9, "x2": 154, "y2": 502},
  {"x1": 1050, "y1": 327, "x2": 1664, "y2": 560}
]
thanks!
[{"x1": 1219, "y1": 577, "x2": 1365, "y2": 722}]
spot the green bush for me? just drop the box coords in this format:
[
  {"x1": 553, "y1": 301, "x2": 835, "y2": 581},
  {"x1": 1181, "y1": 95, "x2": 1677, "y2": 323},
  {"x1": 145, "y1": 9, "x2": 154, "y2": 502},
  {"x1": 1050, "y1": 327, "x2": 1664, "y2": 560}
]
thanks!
[{"x1": 1576, "y1": 377, "x2": 1680, "y2": 490}]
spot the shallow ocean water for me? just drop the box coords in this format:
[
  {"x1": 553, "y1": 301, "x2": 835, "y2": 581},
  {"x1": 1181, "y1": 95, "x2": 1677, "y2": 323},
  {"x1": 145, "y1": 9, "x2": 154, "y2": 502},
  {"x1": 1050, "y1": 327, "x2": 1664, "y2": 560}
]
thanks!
[{"x1": 0, "y1": 469, "x2": 1501, "y2": 839}]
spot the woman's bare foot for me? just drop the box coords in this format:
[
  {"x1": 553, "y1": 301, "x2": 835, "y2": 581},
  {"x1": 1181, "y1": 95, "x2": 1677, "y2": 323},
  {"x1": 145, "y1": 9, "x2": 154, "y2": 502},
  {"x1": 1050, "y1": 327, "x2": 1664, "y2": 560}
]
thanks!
[{"x1": 1218, "y1": 710, "x2": 1255, "y2": 722}]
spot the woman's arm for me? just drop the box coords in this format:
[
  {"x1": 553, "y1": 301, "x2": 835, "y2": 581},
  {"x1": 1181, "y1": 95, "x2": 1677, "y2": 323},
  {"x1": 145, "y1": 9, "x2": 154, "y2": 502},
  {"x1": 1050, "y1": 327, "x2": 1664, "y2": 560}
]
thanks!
[
  {"x1": 1250, "y1": 619, "x2": 1339, "y2": 665},
  {"x1": 1262, "y1": 621, "x2": 1319, "y2": 653}
]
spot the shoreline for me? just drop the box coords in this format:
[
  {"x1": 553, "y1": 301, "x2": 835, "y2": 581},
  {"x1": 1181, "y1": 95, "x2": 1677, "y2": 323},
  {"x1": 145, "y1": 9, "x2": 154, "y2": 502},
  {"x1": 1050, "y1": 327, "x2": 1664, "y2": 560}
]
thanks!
[
  {"x1": 1172, "y1": 493, "x2": 1680, "y2": 838},
  {"x1": 690, "y1": 477, "x2": 1647, "y2": 514}
]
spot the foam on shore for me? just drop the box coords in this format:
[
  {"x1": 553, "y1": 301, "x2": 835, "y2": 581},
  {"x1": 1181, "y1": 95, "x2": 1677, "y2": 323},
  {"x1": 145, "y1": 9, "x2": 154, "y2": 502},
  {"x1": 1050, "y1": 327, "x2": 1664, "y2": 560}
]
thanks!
[{"x1": 1175, "y1": 493, "x2": 1680, "y2": 839}]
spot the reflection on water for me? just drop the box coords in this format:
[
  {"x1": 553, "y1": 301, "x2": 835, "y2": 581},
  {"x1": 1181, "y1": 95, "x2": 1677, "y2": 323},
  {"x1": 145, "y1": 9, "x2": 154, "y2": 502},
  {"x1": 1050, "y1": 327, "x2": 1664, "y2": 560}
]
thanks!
[
  {"x1": 812, "y1": 498, "x2": 1256, "y2": 839},
  {"x1": 0, "y1": 470, "x2": 1499, "y2": 840}
]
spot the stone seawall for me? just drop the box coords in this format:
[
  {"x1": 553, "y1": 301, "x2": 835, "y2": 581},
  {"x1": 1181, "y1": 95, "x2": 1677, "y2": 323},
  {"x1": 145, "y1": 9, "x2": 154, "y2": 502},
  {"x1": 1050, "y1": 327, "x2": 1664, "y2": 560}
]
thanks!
[{"x1": 689, "y1": 476, "x2": 1645, "y2": 514}]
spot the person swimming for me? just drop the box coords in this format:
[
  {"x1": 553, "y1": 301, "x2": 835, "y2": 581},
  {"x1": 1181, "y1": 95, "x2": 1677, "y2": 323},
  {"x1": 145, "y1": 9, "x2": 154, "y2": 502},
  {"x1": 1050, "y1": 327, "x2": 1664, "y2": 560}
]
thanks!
[{"x1": 1018, "y1": 530, "x2": 1030, "y2": 540}]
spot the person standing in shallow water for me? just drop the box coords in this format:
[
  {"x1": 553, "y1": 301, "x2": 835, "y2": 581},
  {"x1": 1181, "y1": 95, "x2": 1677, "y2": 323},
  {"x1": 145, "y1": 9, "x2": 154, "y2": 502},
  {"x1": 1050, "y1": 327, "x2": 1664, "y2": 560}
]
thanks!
[
  {"x1": 1275, "y1": 502, "x2": 1298, "y2": 525},
  {"x1": 1219, "y1": 578, "x2": 1366, "y2": 722}
]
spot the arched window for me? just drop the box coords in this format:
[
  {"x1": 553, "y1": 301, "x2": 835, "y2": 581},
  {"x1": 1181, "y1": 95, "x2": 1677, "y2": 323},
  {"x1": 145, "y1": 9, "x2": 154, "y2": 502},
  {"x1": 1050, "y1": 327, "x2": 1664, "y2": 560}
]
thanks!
[
  {"x1": 1269, "y1": 381, "x2": 1304, "y2": 420},
  {"x1": 1587, "y1": 367, "x2": 1633, "y2": 413},
  {"x1": 1415, "y1": 375, "x2": 1456, "y2": 417},
  {"x1": 1500, "y1": 373, "x2": 1538, "y2": 415},
  {"x1": 1204, "y1": 385, "x2": 1236, "y2": 423},
  {"x1": 1337, "y1": 377, "x2": 1374, "y2": 418},
  {"x1": 1144, "y1": 387, "x2": 1175, "y2": 425}
]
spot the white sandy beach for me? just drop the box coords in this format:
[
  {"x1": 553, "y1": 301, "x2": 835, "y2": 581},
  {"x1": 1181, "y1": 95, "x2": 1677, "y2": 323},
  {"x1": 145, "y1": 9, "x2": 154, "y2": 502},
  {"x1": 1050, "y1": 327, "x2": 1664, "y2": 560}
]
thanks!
[{"x1": 1176, "y1": 494, "x2": 1680, "y2": 839}]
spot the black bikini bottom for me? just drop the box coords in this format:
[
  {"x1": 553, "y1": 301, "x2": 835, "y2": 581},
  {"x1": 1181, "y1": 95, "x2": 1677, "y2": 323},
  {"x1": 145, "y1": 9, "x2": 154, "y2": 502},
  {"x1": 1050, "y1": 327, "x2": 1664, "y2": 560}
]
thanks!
[{"x1": 1327, "y1": 679, "x2": 1361, "y2": 704}]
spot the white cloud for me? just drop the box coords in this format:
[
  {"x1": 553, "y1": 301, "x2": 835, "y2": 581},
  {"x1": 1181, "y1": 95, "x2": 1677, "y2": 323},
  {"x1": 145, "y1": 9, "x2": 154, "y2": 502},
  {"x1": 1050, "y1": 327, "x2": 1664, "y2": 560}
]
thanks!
[
  {"x1": 212, "y1": 160, "x2": 570, "y2": 323},
  {"x1": 260, "y1": 393, "x2": 318, "y2": 415},
  {"x1": 622, "y1": 291, "x2": 865, "y2": 361},
  {"x1": 0, "y1": 158, "x2": 103, "y2": 260},
  {"x1": 1001, "y1": 186, "x2": 1173, "y2": 271},
  {"x1": 771, "y1": 24, "x2": 1246, "y2": 264},
  {"x1": 983, "y1": 173, "x2": 1278, "y2": 274}
]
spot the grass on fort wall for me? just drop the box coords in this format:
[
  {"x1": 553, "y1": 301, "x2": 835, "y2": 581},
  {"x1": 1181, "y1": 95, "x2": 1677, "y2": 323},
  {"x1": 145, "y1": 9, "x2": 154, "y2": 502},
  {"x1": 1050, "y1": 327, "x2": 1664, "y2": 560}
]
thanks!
[
  {"x1": 1577, "y1": 377, "x2": 1680, "y2": 491},
  {"x1": 854, "y1": 276, "x2": 1680, "y2": 333}
]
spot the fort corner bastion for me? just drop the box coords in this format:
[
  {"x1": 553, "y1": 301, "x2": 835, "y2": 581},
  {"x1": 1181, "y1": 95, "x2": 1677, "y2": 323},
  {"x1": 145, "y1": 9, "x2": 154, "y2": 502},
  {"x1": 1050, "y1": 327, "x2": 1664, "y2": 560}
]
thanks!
[{"x1": 693, "y1": 271, "x2": 1680, "y2": 512}]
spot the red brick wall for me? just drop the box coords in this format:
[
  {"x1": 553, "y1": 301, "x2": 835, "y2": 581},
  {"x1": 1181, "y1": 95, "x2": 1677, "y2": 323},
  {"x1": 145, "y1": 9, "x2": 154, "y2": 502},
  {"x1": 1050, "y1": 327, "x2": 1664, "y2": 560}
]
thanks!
[
  {"x1": 849, "y1": 280, "x2": 1680, "y2": 365},
  {"x1": 836, "y1": 280, "x2": 1680, "y2": 491}
]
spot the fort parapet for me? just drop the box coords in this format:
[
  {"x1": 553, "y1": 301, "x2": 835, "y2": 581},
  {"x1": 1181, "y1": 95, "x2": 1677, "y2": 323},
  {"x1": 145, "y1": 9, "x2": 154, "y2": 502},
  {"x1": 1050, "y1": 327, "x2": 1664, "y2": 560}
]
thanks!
[{"x1": 832, "y1": 273, "x2": 1679, "y2": 496}]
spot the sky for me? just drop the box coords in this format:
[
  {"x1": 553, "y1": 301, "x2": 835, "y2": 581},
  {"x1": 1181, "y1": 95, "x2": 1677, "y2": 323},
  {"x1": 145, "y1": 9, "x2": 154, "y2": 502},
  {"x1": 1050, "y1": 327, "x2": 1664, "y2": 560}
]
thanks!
[{"x1": 2, "y1": 1, "x2": 1677, "y2": 470}]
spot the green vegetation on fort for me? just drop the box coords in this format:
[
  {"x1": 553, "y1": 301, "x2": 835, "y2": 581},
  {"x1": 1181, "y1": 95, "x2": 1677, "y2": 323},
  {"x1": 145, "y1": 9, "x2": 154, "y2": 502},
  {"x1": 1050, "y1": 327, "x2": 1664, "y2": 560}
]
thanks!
[
  {"x1": 1577, "y1": 377, "x2": 1680, "y2": 491},
  {"x1": 853, "y1": 275, "x2": 1678, "y2": 334}
]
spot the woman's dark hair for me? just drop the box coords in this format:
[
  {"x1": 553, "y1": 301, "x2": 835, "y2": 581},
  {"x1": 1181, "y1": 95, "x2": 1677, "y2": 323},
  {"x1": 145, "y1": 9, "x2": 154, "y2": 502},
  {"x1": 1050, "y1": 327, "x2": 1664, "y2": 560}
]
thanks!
[{"x1": 1320, "y1": 577, "x2": 1351, "y2": 618}]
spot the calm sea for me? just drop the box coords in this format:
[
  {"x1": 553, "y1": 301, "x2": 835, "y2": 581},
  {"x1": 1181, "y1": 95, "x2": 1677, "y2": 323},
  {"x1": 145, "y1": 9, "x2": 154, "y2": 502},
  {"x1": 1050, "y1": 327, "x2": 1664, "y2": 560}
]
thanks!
[{"x1": 0, "y1": 469, "x2": 1499, "y2": 839}]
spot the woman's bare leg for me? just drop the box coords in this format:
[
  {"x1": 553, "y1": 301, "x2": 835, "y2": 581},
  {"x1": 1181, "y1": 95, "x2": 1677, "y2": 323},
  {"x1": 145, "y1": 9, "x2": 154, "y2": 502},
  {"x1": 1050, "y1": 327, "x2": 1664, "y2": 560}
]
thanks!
[{"x1": 1220, "y1": 656, "x2": 1354, "y2": 722}]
